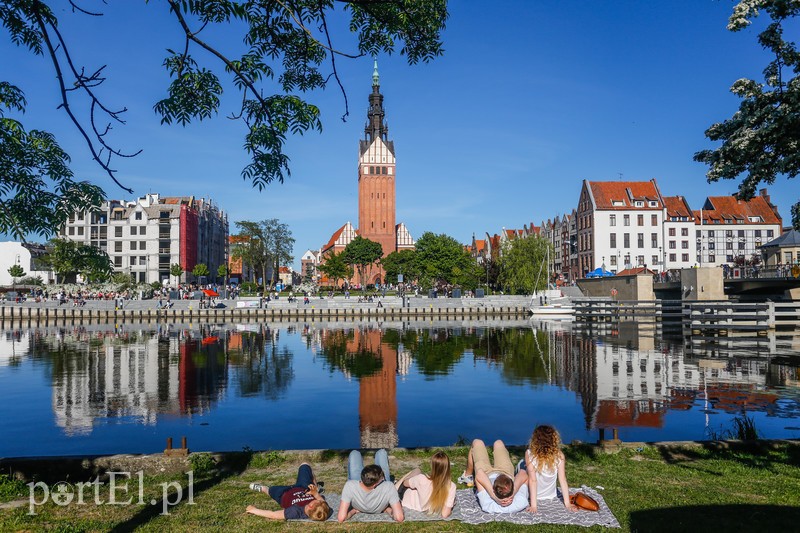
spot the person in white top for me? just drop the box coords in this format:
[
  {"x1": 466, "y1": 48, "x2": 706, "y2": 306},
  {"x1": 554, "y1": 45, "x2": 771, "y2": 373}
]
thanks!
[{"x1": 520, "y1": 425, "x2": 576, "y2": 513}]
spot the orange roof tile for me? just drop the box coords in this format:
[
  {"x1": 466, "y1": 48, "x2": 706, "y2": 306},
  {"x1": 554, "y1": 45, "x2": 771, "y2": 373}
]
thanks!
[
  {"x1": 475, "y1": 239, "x2": 486, "y2": 252},
  {"x1": 695, "y1": 194, "x2": 781, "y2": 225},
  {"x1": 589, "y1": 180, "x2": 662, "y2": 210},
  {"x1": 322, "y1": 223, "x2": 348, "y2": 252},
  {"x1": 616, "y1": 266, "x2": 658, "y2": 276},
  {"x1": 663, "y1": 196, "x2": 694, "y2": 219}
]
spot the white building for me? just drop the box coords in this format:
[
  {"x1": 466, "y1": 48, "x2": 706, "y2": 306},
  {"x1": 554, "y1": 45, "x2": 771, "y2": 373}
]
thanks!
[
  {"x1": 662, "y1": 196, "x2": 697, "y2": 271},
  {"x1": 576, "y1": 179, "x2": 665, "y2": 276},
  {"x1": 0, "y1": 241, "x2": 54, "y2": 285},
  {"x1": 59, "y1": 193, "x2": 228, "y2": 285},
  {"x1": 694, "y1": 189, "x2": 782, "y2": 267}
]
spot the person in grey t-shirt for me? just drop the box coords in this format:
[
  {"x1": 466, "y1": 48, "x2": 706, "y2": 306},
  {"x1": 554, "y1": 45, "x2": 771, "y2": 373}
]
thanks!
[{"x1": 337, "y1": 449, "x2": 404, "y2": 523}]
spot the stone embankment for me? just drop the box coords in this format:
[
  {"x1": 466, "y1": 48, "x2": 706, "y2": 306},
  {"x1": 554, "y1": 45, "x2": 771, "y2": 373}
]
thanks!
[{"x1": 0, "y1": 295, "x2": 533, "y2": 324}]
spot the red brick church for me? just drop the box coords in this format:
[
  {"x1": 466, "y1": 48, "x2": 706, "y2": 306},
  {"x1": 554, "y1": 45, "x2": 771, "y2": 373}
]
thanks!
[{"x1": 317, "y1": 61, "x2": 415, "y2": 285}]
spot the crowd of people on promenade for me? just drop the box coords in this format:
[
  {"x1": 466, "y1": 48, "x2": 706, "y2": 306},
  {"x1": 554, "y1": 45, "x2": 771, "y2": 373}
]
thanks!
[{"x1": 246, "y1": 425, "x2": 577, "y2": 523}]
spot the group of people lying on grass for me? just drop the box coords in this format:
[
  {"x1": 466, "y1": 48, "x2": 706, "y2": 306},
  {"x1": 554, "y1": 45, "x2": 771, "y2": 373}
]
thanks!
[{"x1": 245, "y1": 425, "x2": 576, "y2": 522}]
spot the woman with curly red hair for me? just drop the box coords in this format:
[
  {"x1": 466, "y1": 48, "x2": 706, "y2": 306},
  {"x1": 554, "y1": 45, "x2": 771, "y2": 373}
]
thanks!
[{"x1": 521, "y1": 425, "x2": 576, "y2": 513}]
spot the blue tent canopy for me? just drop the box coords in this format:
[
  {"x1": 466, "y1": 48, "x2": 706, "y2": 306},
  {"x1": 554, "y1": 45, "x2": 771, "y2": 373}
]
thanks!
[{"x1": 586, "y1": 267, "x2": 615, "y2": 278}]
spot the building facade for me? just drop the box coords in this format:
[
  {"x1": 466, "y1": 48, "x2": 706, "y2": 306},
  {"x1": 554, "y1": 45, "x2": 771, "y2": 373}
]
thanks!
[
  {"x1": 0, "y1": 242, "x2": 54, "y2": 285},
  {"x1": 59, "y1": 193, "x2": 228, "y2": 285}
]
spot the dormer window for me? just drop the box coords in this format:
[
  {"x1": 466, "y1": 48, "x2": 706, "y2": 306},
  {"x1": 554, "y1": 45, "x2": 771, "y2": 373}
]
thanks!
[
  {"x1": 612, "y1": 200, "x2": 625, "y2": 207},
  {"x1": 748, "y1": 216, "x2": 762, "y2": 223},
  {"x1": 648, "y1": 201, "x2": 658, "y2": 207},
  {"x1": 634, "y1": 201, "x2": 644, "y2": 207}
]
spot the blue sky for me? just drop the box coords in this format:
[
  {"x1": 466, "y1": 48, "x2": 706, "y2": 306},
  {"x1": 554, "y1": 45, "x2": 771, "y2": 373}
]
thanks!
[{"x1": 2, "y1": 1, "x2": 794, "y2": 269}]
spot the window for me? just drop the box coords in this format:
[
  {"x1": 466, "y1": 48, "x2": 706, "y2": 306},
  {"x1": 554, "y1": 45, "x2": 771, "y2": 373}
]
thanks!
[
  {"x1": 635, "y1": 201, "x2": 644, "y2": 207},
  {"x1": 708, "y1": 242, "x2": 715, "y2": 250},
  {"x1": 115, "y1": 227, "x2": 122, "y2": 237},
  {"x1": 726, "y1": 254, "x2": 734, "y2": 263},
  {"x1": 738, "y1": 242, "x2": 745, "y2": 250},
  {"x1": 624, "y1": 233, "x2": 630, "y2": 247},
  {"x1": 382, "y1": 166, "x2": 387, "y2": 175},
  {"x1": 131, "y1": 257, "x2": 137, "y2": 266},
  {"x1": 755, "y1": 230, "x2": 762, "y2": 238},
  {"x1": 140, "y1": 241, "x2": 146, "y2": 250},
  {"x1": 610, "y1": 256, "x2": 617, "y2": 266},
  {"x1": 726, "y1": 241, "x2": 733, "y2": 249},
  {"x1": 651, "y1": 233, "x2": 658, "y2": 247},
  {"x1": 637, "y1": 255, "x2": 645, "y2": 265},
  {"x1": 114, "y1": 242, "x2": 122, "y2": 252},
  {"x1": 726, "y1": 230, "x2": 733, "y2": 237},
  {"x1": 624, "y1": 215, "x2": 630, "y2": 226},
  {"x1": 670, "y1": 253, "x2": 676, "y2": 262},
  {"x1": 160, "y1": 211, "x2": 170, "y2": 219},
  {"x1": 738, "y1": 230, "x2": 745, "y2": 237},
  {"x1": 637, "y1": 233, "x2": 644, "y2": 248},
  {"x1": 652, "y1": 255, "x2": 658, "y2": 265},
  {"x1": 68, "y1": 227, "x2": 74, "y2": 235},
  {"x1": 114, "y1": 257, "x2": 122, "y2": 267},
  {"x1": 681, "y1": 228, "x2": 688, "y2": 237},
  {"x1": 669, "y1": 228, "x2": 676, "y2": 237},
  {"x1": 708, "y1": 230, "x2": 715, "y2": 237},
  {"x1": 610, "y1": 215, "x2": 616, "y2": 226},
  {"x1": 709, "y1": 254, "x2": 716, "y2": 263},
  {"x1": 669, "y1": 241, "x2": 676, "y2": 249},
  {"x1": 130, "y1": 242, "x2": 137, "y2": 250},
  {"x1": 77, "y1": 227, "x2": 84, "y2": 236},
  {"x1": 786, "y1": 252, "x2": 794, "y2": 263},
  {"x1": 682, "y1": 254, "x2": 689, "y2": 262},
  {"x1": 767, "y1": 230, "x2": 774, "y2": 237},
  {"x1": 637, "y1": 214, "x2": 644, "y2": 226},
  {"x1": 130, "y1": 226, "x2": 137, "y2": 236},
  {"x1": 681, "y1": 241, "x2": 689, "y2": 249},
  {"x1": 610, "y1": 233, "x2": 617, "y2": 247},
  {"x1": 135, "y1": 211, "x2": 142, "y2": 220},
  {"x1": 651, "y1": 214, "x2": 658, "y2": 225}
]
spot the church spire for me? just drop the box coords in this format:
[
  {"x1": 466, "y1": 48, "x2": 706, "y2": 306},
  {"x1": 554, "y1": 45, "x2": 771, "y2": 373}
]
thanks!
[{"x1": 363, "y1": 58, "x2": 391, "y2": 151}]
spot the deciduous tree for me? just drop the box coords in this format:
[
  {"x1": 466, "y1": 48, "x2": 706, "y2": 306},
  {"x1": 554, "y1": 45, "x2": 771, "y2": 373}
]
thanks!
[
  {"x1": 342, "y1": 236, "x2": 383, "y2": 289},
  {"x1": 381, "y1": 249, "x2": 419, "y2": 284},
  {"x1": 413, "y1": 232, "x2": 477, "y2": 290},
  {"x1": 498, "y1": 235, "x2": 552, "y2": 294},
  {"x1": 695, "y1": 0, "x2": 800, "y2": 228},
  {"x1": 7, "y1": 264, "x2": 25, "y2": 289},
  {"x1": 170, "y1": 263, "x2": 184, "y2": 285},
  {"x1": 192, "y1": 263, "x2": 210, "y2": 281},
  {"x1": 318, "y1": 250, "x2": 352, "y2": 289}
]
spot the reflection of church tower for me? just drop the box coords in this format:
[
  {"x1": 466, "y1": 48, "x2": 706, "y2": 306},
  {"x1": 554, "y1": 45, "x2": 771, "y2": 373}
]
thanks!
[
  {"x1": 358, "y1": 60, "x2": 397, "y2": 261},
  {"x1": 354, "y1": 328, "x2": 398, "y2": 448}
]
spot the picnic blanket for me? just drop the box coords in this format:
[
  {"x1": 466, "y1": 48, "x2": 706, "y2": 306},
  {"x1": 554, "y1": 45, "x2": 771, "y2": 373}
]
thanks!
[{"x1": 319, "y1": 486, "x2": 620, "y2": 527}]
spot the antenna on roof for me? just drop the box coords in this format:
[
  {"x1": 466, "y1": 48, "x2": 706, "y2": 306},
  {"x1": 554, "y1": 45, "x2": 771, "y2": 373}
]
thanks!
[{"x1": 618, "y1": 172, "x2": 623, "y2": 181}]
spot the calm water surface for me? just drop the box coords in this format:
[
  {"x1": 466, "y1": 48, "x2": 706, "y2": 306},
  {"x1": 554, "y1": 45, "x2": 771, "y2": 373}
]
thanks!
[{"x1": 1, "y1": 319, "x2": 799, "y2": 457}]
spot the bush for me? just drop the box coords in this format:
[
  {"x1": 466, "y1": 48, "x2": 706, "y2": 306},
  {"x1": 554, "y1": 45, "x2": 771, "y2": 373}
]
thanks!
[
  {"x1": 0, "y1": 473, "x2": 26, "y2": 502},
  {"x1": 189, "y1": 452, "x2": 217, "y2": 475},
  {"x1": 240, "y1": 281, "x2": 259, "y2": 294},
  {"x1": 18, "y1": 276, "x2": 44, "y2": 286},
  {"x1": 150, "y1": 281, "x2": 162, "y2": 290}
]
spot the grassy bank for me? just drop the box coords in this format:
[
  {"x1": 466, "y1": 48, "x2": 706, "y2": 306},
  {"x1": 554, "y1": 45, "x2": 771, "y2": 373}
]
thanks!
[{"x1": 2, "y1": 441, "x2": 799, "y2": 532}]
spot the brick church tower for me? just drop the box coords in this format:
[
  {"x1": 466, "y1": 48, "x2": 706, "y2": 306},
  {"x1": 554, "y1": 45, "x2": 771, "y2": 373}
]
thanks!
[
  {"x1": 358, "y1": 60, "x2": 397, "y2": 259},
  {"x1": 316, "y1": 61, "x2": 413, "y2": 286}
]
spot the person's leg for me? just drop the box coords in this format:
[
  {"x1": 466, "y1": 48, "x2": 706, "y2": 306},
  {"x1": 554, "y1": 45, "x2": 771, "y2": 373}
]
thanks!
[
  {"x1": 469, "y1": 439, "x2": 492, "y2": 476},
  {"x1": 348, "y1": 450, "x2": 364, "y2": 481},
  {"x1": 374, "y1": 449, "x2": 390, "y2": 482},
  {"x1": 295, "y1": 463, "x2": 315, "y2": 488},
  {"x1": 492, "y1": 440, "x2": 515, "y2": 479},
  {"x1": 267, "y1": 485, "x2": 290, "y2": 504}
]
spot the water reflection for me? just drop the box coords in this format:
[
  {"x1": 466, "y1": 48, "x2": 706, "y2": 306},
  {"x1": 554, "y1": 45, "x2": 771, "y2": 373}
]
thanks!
[{"x1": 1, "y1": 320, "x2": 799, "y2": 456}]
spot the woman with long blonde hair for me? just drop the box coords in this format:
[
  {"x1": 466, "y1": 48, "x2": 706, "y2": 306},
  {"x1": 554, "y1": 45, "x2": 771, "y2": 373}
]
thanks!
[
  {"x1": 523, "y1": 425, "x2": 575, "y2": 513},
  {"x1": 395, "y1": 451, "x2": 456, "y2": 517}
]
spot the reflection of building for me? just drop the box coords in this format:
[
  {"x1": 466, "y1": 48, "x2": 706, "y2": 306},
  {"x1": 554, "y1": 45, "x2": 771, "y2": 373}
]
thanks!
[
  {"x1": 571, "y1": 327, "x2": 778, "y2": 431},
  {"x1": 47, "y1": 328, "x2": 230, "y2": 435},
  {"x1": 353, "y1": 329, "x2": 398, "y2": 448},
  {"x1": 51, "y1": 333, "x2": 180, "y2": 435},
  {"x1": 0, "y1": 330, "x2": 31, "y2": 366}
]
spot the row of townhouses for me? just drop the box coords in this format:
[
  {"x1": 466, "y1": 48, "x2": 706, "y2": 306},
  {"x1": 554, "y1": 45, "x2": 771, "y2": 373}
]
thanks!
[{"x1": 471, "y1": 179, "x2": 783, "y2": 281}]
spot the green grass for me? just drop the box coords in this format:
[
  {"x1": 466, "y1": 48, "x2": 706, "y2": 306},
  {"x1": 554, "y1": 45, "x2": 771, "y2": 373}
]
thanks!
[{"x1": 1, "y1": 442, "x2": 799, "y2": 532}]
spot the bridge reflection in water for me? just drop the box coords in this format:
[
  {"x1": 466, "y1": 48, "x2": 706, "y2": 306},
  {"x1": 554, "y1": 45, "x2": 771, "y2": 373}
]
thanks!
[{"x1": 0, "y1": 320, "x2": 798, "y2": 457}]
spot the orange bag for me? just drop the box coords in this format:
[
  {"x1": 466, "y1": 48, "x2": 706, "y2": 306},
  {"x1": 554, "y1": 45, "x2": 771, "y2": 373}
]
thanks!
[{"x1": 570, "y1": 492, "x2": 600, "y2": 511}]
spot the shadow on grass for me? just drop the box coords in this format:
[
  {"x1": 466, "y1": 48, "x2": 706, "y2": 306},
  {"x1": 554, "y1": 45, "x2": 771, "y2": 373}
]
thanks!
[
  {"x1": 630, "y1": 504, "x2": 800, "y2": 532},
  {"x1": 656, "y1": 440, "x2": 800, "y2": 472},
  {"x1": 108, "y1": 452, "x2": 252, "y2": 533}
]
